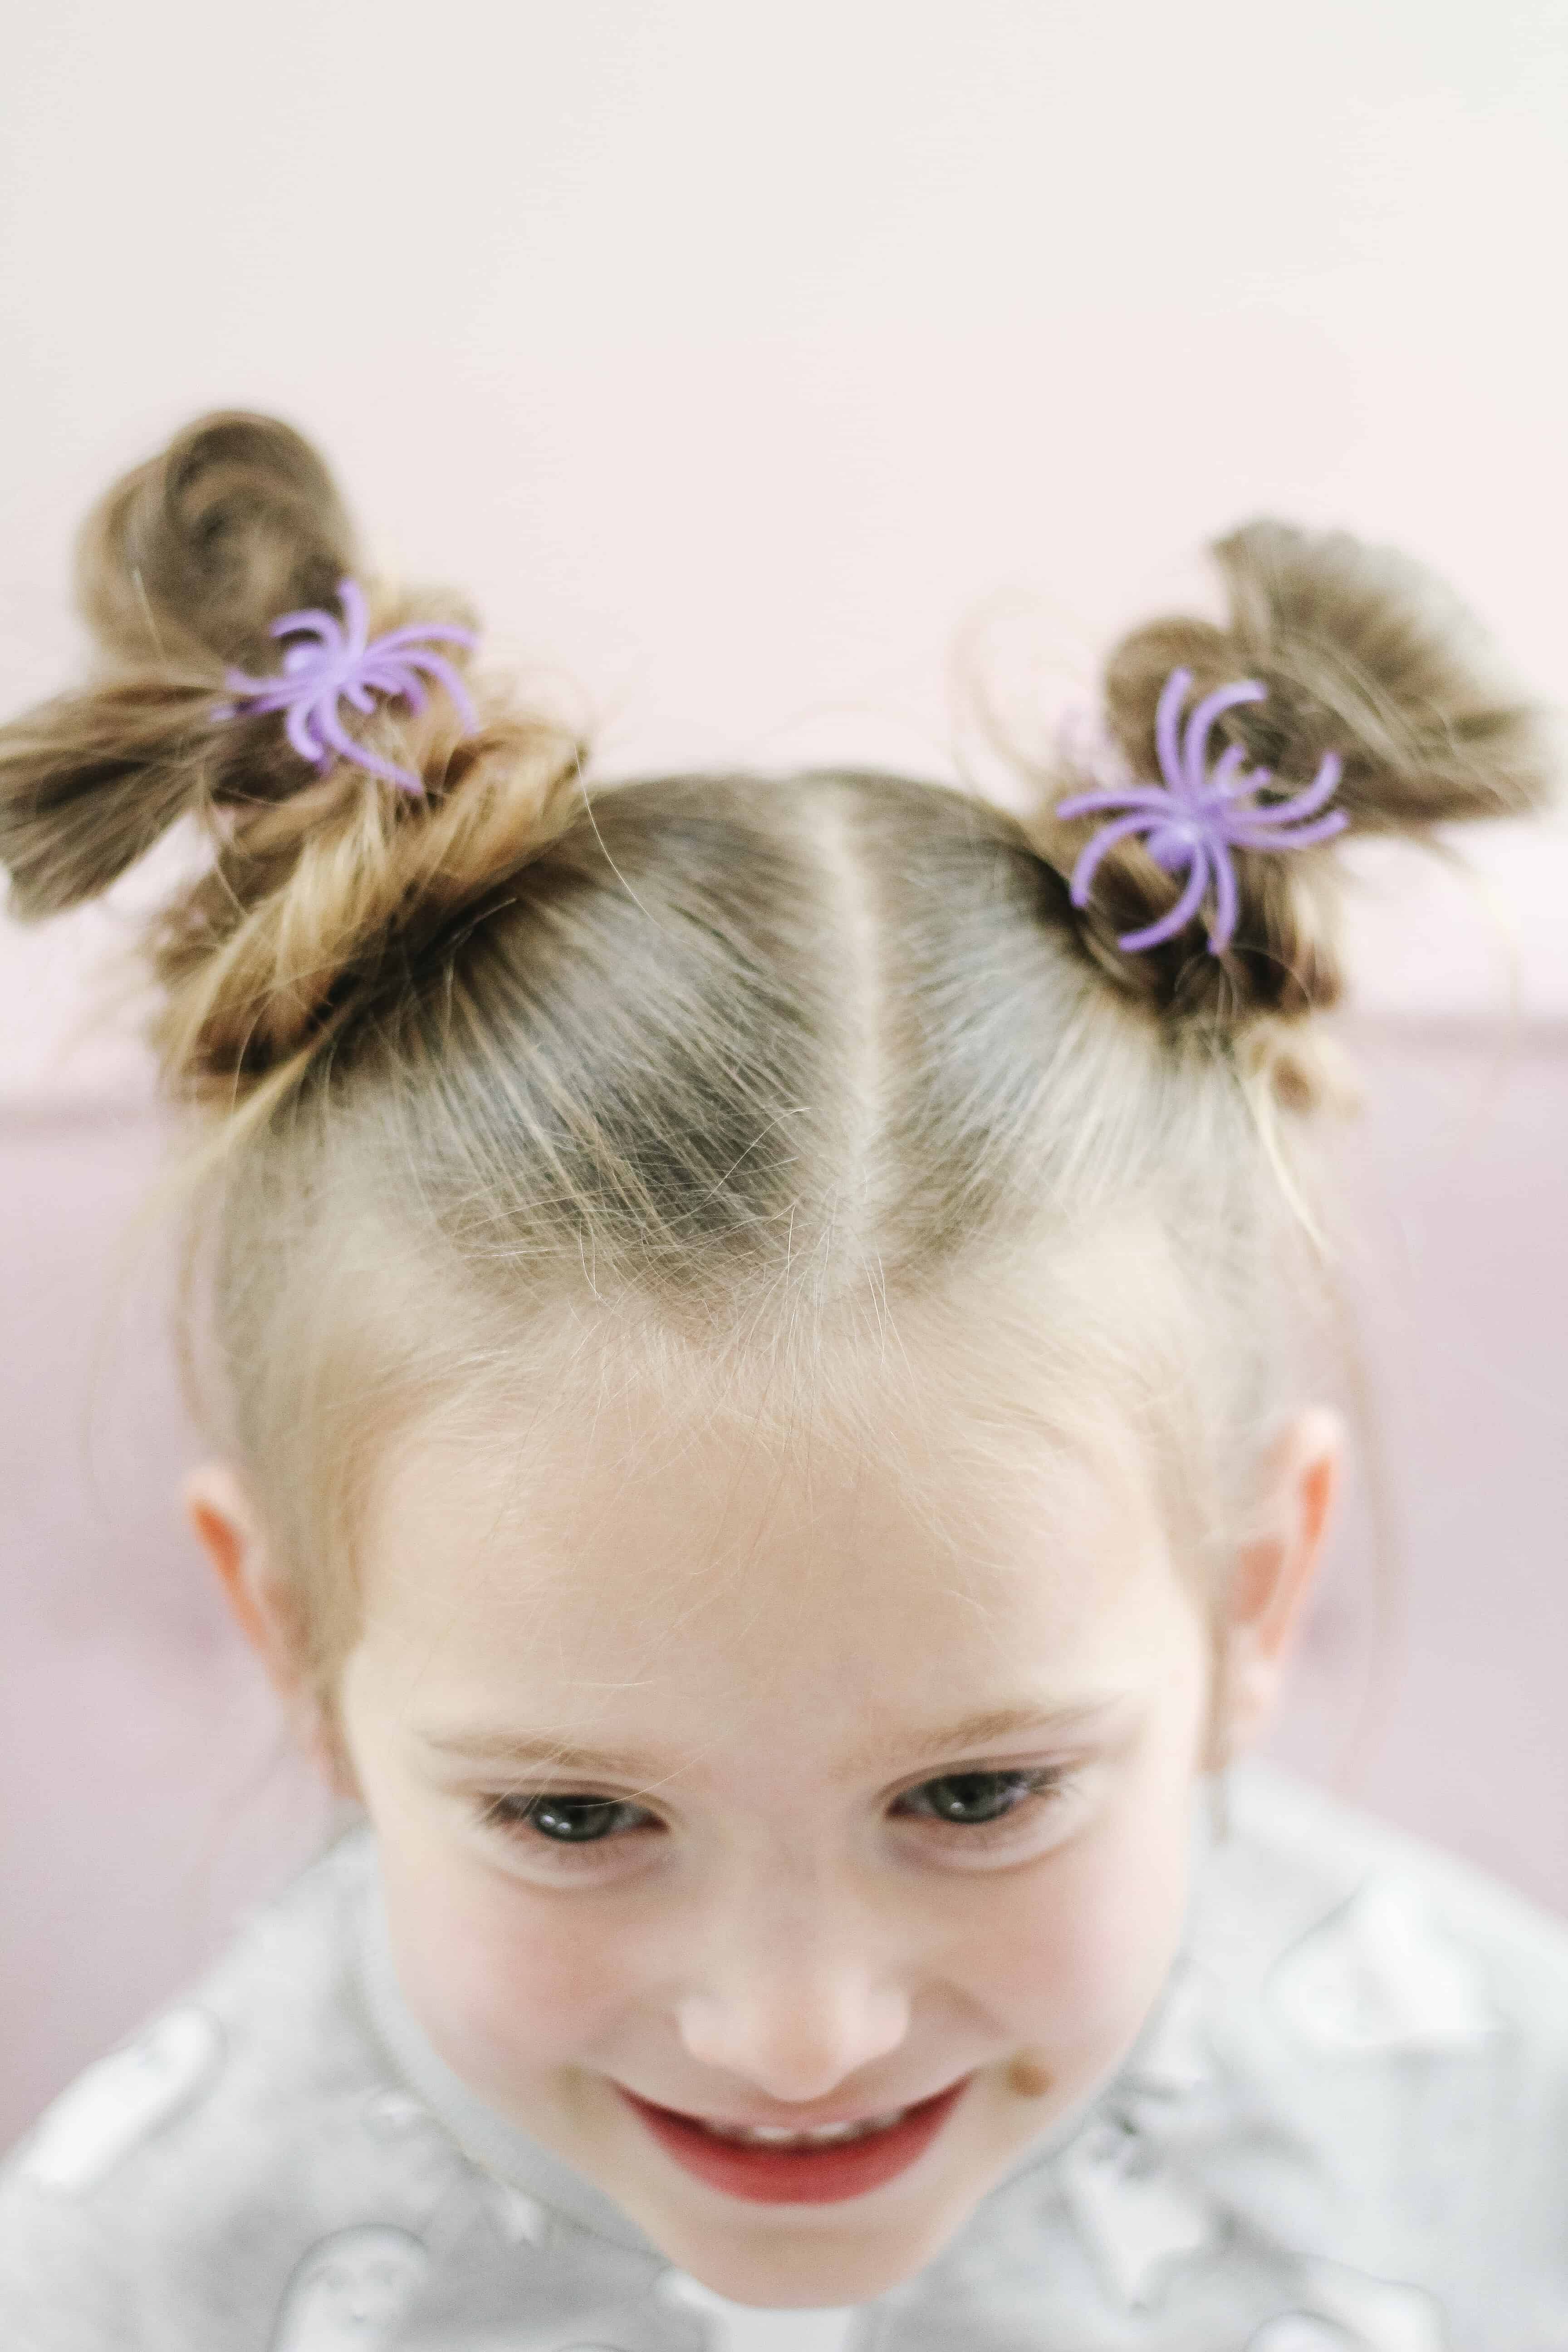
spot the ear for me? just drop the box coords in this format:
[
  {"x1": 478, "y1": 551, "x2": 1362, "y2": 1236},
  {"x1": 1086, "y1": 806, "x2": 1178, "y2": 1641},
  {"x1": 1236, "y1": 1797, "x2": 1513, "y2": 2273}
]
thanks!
[
  {"x1": 183, "y1": 1462, "x2": 290, "y2": 1676},
  {"x1": 1215, "y1": 1406, "x2": 1343, "y2": 1761},
  {"x1": 183, "y1": 1464, "x2": 354, "y2": 1793}
]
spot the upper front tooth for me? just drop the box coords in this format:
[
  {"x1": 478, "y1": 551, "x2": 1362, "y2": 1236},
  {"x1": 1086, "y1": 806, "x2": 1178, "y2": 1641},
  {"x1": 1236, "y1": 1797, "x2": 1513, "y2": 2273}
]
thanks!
[{"x1": 718, "y1": 2107, "x2": 910, "y2": 2146}]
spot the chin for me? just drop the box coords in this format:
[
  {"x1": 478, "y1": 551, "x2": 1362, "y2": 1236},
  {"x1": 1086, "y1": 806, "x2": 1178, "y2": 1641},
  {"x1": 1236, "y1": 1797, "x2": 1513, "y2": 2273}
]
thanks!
[{"x1": 618, "y1": 2175, "x2": 993, "y2": 2308}]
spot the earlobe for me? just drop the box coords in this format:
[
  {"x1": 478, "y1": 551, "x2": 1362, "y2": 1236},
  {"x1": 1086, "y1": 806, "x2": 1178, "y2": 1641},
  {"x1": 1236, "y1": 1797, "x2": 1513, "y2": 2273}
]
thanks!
[{"x1": 1219, "y1": 1406, "x2": 1343, "y2": 1757}]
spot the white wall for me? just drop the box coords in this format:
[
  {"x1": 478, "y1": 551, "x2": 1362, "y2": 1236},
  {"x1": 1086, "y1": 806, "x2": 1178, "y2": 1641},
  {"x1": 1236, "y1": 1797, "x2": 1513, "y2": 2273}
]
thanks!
[{"x1": 2, "y1": 0, "x2": 1567, "y2": 1103}]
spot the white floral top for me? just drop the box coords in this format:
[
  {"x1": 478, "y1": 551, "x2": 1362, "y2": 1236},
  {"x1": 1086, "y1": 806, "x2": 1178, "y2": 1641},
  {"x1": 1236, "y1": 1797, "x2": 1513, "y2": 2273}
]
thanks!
[{"x1": 4, "y1": 1767, "x2": 1567, "y2": 2352}]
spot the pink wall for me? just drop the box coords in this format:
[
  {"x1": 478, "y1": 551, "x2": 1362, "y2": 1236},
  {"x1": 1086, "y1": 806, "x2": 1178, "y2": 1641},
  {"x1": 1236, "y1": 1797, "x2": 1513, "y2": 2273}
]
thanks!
[
  {"x1": 1266, "y1": 1022, "x2": 1568, "y2": 1904},
  {"x1": 2, "y1": 1018, "x2": 1565, "y2": 2148}
]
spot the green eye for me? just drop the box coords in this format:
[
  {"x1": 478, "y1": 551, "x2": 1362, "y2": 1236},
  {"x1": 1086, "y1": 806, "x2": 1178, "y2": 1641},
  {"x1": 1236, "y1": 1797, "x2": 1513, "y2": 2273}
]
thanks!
[
  {"x1": 898, "y1": 1770, "x2": 1039, "y2": 1826},
  {"x1": 522, "y1": 1795, "x2": 645, "y2": 1844}
]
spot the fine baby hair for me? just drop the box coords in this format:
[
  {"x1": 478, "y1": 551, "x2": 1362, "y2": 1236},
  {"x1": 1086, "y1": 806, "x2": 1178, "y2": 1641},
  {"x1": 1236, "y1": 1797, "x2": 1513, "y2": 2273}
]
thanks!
[{"x1": 0, "y1": 412, "x2": 1551, "y2": 1704}]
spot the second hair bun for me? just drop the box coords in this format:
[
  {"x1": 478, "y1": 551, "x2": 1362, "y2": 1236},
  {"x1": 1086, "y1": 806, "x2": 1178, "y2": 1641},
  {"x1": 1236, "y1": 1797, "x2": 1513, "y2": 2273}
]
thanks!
[{"x1": 1051, "y1": 518, "x2": 1552, "y2": 1024}]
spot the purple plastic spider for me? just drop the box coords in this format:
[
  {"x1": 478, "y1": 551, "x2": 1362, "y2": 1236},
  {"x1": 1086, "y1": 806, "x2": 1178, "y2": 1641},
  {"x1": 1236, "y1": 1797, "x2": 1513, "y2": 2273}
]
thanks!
[
  {"x1": 215, "y1": 577, "x2": 478, "y2": 793},
  {"x1": 1055, "y1": 666, "x2": 1348, "y2": 956}
]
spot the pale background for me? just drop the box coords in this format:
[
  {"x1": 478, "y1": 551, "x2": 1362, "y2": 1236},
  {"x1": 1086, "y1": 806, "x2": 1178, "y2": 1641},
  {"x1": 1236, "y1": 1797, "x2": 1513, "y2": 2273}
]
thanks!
[{"x1": 1, "y1": 1, "x2": 1566, "y2": 2145}]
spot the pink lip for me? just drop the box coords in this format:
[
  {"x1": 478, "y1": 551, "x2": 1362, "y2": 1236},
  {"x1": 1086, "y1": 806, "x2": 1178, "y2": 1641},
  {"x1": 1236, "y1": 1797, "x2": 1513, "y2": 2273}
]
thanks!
[{"x1": 617, "y1": 2080, "x2": 971, "y2": 2205}]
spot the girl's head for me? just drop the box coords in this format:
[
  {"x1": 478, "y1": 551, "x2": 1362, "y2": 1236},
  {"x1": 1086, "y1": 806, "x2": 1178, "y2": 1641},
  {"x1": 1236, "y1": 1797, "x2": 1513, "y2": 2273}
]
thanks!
[{"x1": 1, "y1": 414, "x2": 1551, "y2": 2303}]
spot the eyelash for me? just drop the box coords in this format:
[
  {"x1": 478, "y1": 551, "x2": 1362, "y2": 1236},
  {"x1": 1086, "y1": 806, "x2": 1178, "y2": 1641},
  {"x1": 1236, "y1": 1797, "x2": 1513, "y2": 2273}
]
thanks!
[
  {"x1": 477, "y1": 1766, "x2": 1078, "y2": 1870},
  {"x1": 890, "y1": 1766, "x2": 1073, "y2": 1842},
  {"x1": 481, "y1": 1793, "x2": 657, "y2": 1855}
]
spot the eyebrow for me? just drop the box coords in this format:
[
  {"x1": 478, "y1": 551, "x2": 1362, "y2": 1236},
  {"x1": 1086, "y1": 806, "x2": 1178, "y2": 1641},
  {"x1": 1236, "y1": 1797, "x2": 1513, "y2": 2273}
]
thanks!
[
  {"x1": 846, "y1": 1700, "x2": 1124, "y2": 1775},
  {"x1": 420, "y1": 1699, "x2": 1125, "y2": 1785},
  {"x1": 422, "y1": 1732, "x2": 683, "y2": 1783}
]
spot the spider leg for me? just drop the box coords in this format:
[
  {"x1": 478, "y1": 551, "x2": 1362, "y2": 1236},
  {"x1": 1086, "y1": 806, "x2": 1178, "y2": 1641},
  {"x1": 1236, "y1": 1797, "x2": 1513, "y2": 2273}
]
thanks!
[
  {"x1": 270, "y1": 612, "x2": 341, "y2": 652},
  {"x1": 1203, "y1": 743, "x2": 1254, "y2": 804},
  {"x1": 1117, "y1": 845, "x2": 1210, "y2": 954},
  {"x1": 1154, "y1": 667, "x2": 1191, "y2": 797},
  {"x1": 314, "y1": 704, "x2": 422, "y2": 791},
  {"x1": 1251, "y1": 749, "x2": 1343, "y2": 825},
  {"x1": 1228, "y1": 809, "x2": 1349, "y2": 852},
  {"x1": 382, "y1": 669, "x2": 431, "y2": 714},
  {"x1": 1066, "y1": 811, "x2": 1161, "y2": 908},
  {"x1": 1055, "y1": 784, "x2": 1177, "y2": 824},
  {"x1": 1180, "y1": 679, "x2": 1264, "y2": 801},
  {"x1": 1206, "y1": 843, "x2": 1239, "y2": 953},
  {"x1": 284, "y1": 701, "x2": 325, "y2": 766},
  {"x1": 395, "y1": 649, "x2": 479, "y2": 735},
  {"x1": 372, "y1": 623, "x2": 478, "y2": 655},
  {"x1": 333, "y1": 579, "x2": 372, "y2": 657}
]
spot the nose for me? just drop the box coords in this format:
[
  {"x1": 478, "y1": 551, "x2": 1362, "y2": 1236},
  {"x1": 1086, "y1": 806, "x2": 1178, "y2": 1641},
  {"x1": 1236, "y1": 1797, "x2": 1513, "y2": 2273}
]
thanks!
[{"x1": 676, "y1": 1922, "x2": 912, "y2": 2104}]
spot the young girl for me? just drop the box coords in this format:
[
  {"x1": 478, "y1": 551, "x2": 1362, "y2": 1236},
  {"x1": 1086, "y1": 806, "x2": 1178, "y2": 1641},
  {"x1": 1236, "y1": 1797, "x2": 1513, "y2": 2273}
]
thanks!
[{"x1": 0, "y1": 413, "x2": 1563, "y2": 2352}]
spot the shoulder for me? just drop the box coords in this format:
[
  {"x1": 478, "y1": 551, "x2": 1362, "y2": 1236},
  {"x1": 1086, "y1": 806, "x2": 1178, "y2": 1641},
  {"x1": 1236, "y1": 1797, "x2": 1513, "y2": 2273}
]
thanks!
[
  {"x1": 1211, "y1": 1762, "x2": 1568, "y2": 2036},
  {"x1": 0, "y1": 1826, "x2": 451, "y2": 2351},
  {"x1": 1191, "y1": 1767, "x2": 1568, "y2": 2308}
]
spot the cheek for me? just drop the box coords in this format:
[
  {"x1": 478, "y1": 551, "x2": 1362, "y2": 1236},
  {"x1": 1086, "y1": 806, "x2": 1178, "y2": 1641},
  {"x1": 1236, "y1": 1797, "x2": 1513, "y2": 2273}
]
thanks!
[
  {"x1": 965, "y1": 1769, "x2": 1198, "y2": 2059},
  {"x1": 381, "y1": 1842, "x2": 637, "y2": 2082}
]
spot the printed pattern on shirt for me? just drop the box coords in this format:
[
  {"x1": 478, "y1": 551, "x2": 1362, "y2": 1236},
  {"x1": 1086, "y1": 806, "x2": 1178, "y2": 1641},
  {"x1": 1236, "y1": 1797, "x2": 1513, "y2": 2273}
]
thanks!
[{"x1": 16, "y1": 2007, "x2": 224, "y2": 2195}]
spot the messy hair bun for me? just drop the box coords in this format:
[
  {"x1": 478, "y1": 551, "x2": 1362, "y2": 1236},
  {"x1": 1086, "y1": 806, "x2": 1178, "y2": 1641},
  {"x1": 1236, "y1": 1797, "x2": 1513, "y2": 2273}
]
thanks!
[
  {"x1": 78, "y1": 412, "x2": 359, "y2": 676},
  {"x1": 1043, "y1": 518, "x2": 1554, "y2": 1025},
  {"x1": 0, "y1": 413, "x2": 583, "y2": 1099}
]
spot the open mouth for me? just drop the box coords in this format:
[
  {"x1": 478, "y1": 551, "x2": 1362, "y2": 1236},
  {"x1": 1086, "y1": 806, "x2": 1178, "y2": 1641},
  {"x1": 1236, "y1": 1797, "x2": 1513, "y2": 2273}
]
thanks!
[{"x1": 617, "y1": 2079, "x2": 970, "y2": 2204}]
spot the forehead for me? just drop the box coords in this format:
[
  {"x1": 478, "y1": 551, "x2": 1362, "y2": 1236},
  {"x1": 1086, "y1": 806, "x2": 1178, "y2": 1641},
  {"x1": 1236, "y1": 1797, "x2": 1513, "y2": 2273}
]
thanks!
[{"x1": 349, "y1": 1333, "x2": 1191, "y2": 1755}]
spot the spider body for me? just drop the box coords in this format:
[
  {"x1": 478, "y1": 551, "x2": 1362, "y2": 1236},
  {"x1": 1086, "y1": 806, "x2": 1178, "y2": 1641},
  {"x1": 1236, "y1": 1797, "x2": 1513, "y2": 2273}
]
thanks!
[
  {"x1": 216, "y1": 578, "x2": 478, "y2": 792},
  {"x1": 1057, "y1": 667, "x2": 1348, "y2": 956}
]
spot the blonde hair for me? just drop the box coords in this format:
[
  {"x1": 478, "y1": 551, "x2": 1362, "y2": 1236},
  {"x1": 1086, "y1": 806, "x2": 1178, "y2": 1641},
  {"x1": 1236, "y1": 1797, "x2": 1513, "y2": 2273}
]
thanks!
[{"x1": 0, "y1": 412, "x2": 1553, "y2": 1695}]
